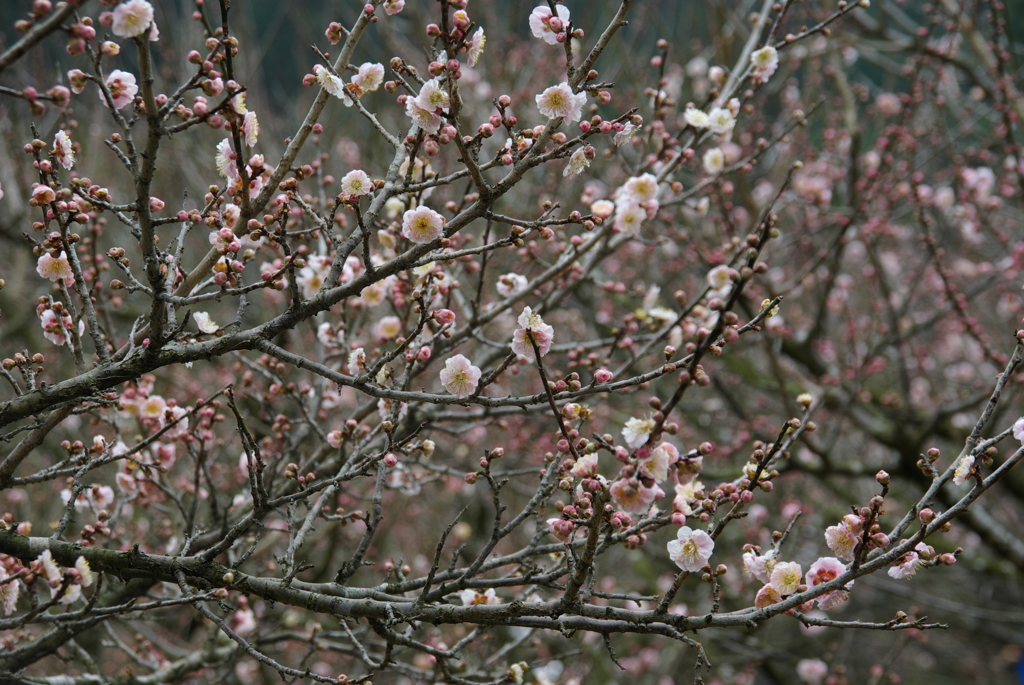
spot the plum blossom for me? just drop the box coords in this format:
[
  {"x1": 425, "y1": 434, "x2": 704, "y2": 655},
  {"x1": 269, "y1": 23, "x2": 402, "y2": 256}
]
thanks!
[
  {"x1": 887, "y1": 550, "x2": 923, "y2": 579},
  {"x1": 405, "y1": 97, "x2": 444, "y2": 134},
  {"x1": 215, "y1": 139, "x2": 237, "y2": 182},
  {"x1": 383, "y1": 0, "x2": 404, "y2": 14},
  {"x1": 467, "y1": 27, "x2": 486, "y2": 67},
  {"x1": 313, "y1": 65, "x2": 352, "y2": 105},
  {"x1": 952, "y1": 454, "x2": 974, "y2": 486},
  {"x1": 348, "y1": 347, "x2": 367, "y2": 374},
  {"x1": 529, "y1": 4, "x2": 570, "y2": 45},
  {"x1": 54, "y1": 130, "x2": 74, "y2": 169},
  {"x1": 613, "y1": 122, "x2": 641, "y2": 146},
  {"x1": 40, "y1": 308, "x2": 81, "y2": 346},
  {"x1": 639, "y1": 442, "x2": 674, "y2": 483},
  {"x1": 460, "y1": 588, "x2": 499, "y2": 605},
  {"x1": 673, "y1": 479, "x2": 702, "y2": 517},
  {"x1": 352, "y1": 62, "x2": 384, "y2": 95},
  {"x1": 622, "y1": 416, "x2": 655, "y2": 450},
  {"x1": 510, "y1": 306, "x2": 554, "y2": 361},
  {"x1": 825, "y1": 515, "x2": 862, "y2": 561},
  {"x1": 770, "y1": 560, "x2": 803, "y2": 595},
  {"x1": 619, "y1": 174, "x2": 659, "y2": 205},
  {"x1": 750, "y1": 45, "x2": 779, "y2": 82},
  {"x1": 796, "y1": 659, "x2": 828, "y2": 685},
  {"x1": 742, "y1": 549, "x2": 776, "y2": 584},
  {"x1": 101, "y1": 70, "x2": 138, "y2": 109},
  {"x1": 707, "y1": 106, "x2": 735, "y2": 137},
  {"x1": 684, "y1": 107, "x2": 710, "y2": 129},
  {"x1": 37, "y1": 252, "x2": 74, "y2": 283},
  {"x1": 754, "y1": 583, "x2": 781, "y2": 608},
  {"x1": 702, "y1": 147, "x2": 725, "y2": 175},
  {"x1": 402, "y1": 206, "x2": 445, "y2": 243},
  {"x1": 590, "y1": 199, "x2": 615, "y2": 220},
  {"x1": 536, "y1": 82, "x2": 587, "y2": 123},
  {"x1": 241, "y1": 111, "x2": 259, "y2": 147},
  {"x1": 570, "y1": 452, "x2": 598, "y2": 478},
  {"x1": 497, "y1": 273, "x2": 528, "y2": 297},
  {"x1": 193, "y1": 312, "x2": 219, "y2": 334},
  {"x1": 341, "y1": 169, "x2": 373, "y2": 196},
  {"x1": 112, "y1": 0, "x2": 155, "y2": 38},
  {"x1": 0, "y1": 567, "x2": 19, "y2": 616},
  {"x1": 1013, "y1": 417, "x2": 1024, "y2": 444},
  {"x1": 377, "y1": 316, "x2": 402, "y2": 340},
  {"x1": 667, "y1": 526, "x2": 714, "y2": 572},
  {"x1": 296, "y1": 254, "x2": 332, "y2": 298},
  {"x1": 440, "y1": 354, "x2": 482, "y2": 398},
  {"x1": 610, "y1": 477, "x2": 662, "y2": 514},
  {"x1": 563, "y1": 146, "x2": 591, "y2": 177},
  {"x1": 612, "y1": 202, "x2": 646, "y2": 236},
  {"x1": 805, "y1": 557, "x2": 853, "y2": 610}
]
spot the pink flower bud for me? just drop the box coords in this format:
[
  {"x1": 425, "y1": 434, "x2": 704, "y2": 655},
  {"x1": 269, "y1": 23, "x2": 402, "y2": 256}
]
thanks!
[{"x1": 433, "y1": 309, "x2": 456, "y2": 325}]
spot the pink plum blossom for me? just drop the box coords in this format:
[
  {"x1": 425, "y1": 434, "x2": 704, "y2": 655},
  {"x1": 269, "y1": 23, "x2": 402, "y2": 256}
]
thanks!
[
  {"x1": 529, "y1": 4, "x2": 570, "y2": 45},
  {"x1": 36, "y1": 252, "x2": 74, "y2": 283},
  {"x1": 510, "y1": 306, "x2": 554, "y2": 361},
  {"x1": 112, "y1": 0, "x2": 154, "y2": 38},
  {"x1": 53, "y1": 130, "x2": 74, "y2": 169},
  {"x1": 439, "y1": 354, "x2": 482, "y2": 398},
  {"x1": 383, "y1": 0, "x2": 404, "y2": 15},
  {"x1": 805, "y1": 557, "x2": 853, "y2": 610},
  {"x1": 102, "y1": 70, "x2": 138, "y2": 109},
  {"x1": 610, "y1": 477, "x2": 662, "y2": 514}
]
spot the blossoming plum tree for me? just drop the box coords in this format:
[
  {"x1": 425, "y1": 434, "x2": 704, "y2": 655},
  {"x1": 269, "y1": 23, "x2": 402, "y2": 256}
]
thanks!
[{"x1": 1, "y1": 1, "x2": 1024, "y2": 684}]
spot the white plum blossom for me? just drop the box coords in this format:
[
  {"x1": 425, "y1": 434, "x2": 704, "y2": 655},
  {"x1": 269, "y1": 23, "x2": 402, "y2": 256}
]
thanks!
[
  {"x1": 667, "y1": 526, "x2": 715, "y2": 572},
  {"x1": 613, "y1": 122, "x2": 641, "y2": 146},
  {"x1": 707, "y1": 106, "x2": 736, "y2": 137},
  {"x1": 383, "y1": 0, "x2": 405, "y2": 14},
  {"x1": 341, "y1": 169, "x2": 373, "y2": 196},
  {"x1": 193, "y1": 312, "x2": 219, "y2": 334},
  {"x1": 590, "y1": 199, "x2": 615, "y2": 220},
  {"x1": 529, "y1": 4, "x2": 570, "y2": 45},
  {"x1": 459, "y1": 588, "x2": 499, "y2": 605},
  {"x1": 612, "y1": 202, "x2": 646, "y2": 236},
  {"x1": 770, "y1": 561, "x2": 803, "y2": 595},
  {"x1": 751, "y1": 46, "x2": 780, "y2": 82},
  {"x1": 610, "y1": 478, "x2": 663, "y2": 514},
  {"x1": 684, "y1": 107, "x2": 710, "y2": 129},
  {"x1": 406, "y1": 98, "x2": 443, "y2": 134},
  {"x1": 536, "y1": 82, "x2": 587, "y2": 123},
  {"x1": 497, "y1": 273, "x2": 529, "y2": 297},
  {"x1": 402, "y1": 206, "x2": 445, "y2": 243},
  {"x1": 348, "y1": 347, "x2": 367, "y2": 374},
  {"x1": 1013, "y1": 417, "x2": 1024, "y2": 444},
  {"x1": 562, "y1": 146, "x2": 591, "y2": 177},
  {"x1": 953, "y1": 454, "x2": 974, "y2": 486},
  {"x1": 314, "y1": 65, "x2": 352, "y2": 105},
  {"x1": 440, "y1": 354, "x2": 482, "y2": 398},
  {"x1": 377, "y1": 316, "x2": 402, "y2": 340},
  {"x1": 702, "y1": 147, "x2": 725, "y2": 175},
  {"x1": 241, "y1": 111, "x2": 259, "y2": 147},
  {"x1": 467, "y1": 27, "x2": 486, "y2": 67},
  {"x1": 112, "y1": 0, "x2": 155, "y2": 38},
  {"x1": 618, "y1": 174, "x2": 659, "y2": 205},
  {"x1": 622, "y1": 416, "x2": 655, "y2": 450}
]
